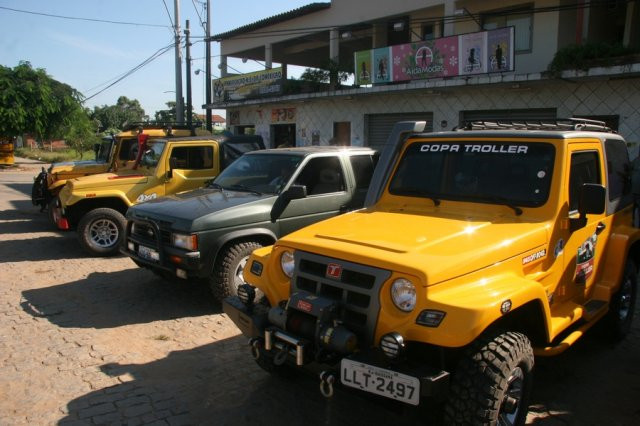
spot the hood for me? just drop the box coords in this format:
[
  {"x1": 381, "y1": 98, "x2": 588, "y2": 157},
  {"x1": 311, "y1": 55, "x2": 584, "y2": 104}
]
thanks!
[
  {"x1": 282, "y1": 209, "x2": 549, "y2": 286},
  {"x1": 68, "y1": 171, "x2": 149, "y2": 190},
  {"x1": 128, "y1": 187, "x2": 277, "y2": 231}
]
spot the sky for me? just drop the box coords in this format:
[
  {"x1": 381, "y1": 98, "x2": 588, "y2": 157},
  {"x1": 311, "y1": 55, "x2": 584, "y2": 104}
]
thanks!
[{"x1": 0, "y1": 0, "x2": 313, "y2": 119}]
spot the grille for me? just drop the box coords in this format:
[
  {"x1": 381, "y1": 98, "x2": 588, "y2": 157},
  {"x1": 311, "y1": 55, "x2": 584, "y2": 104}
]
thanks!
[
  {"x1": 131, "y1": 220, "x2": 171, "y2": 245},
  {"x1": 292, "y1": 251, "x2": 390, "y2": 346}
]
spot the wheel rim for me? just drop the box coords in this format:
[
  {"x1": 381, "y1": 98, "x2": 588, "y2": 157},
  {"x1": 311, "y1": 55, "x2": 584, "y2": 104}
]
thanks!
[
  {"x1": 499, "y1": 366, "x2": 525, "y2": 425},
  {"x1": 233, "y1": 255, "x2": 250, "y2": 289},
  {"x1": 88, "y1": 218, "x2": 119, "y2": 248},
  {"x1": 618, "y1": 274, "x2": 634, "y2": 321}
]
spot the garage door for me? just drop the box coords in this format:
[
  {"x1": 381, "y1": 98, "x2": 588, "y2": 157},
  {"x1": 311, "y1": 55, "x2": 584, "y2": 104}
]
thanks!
[
  {"x1": 365, "y1": 112, "x2": 433, "y2": 150},
  {"x1": 460, "y1": 108, "x2": 557, "y2": 126}
]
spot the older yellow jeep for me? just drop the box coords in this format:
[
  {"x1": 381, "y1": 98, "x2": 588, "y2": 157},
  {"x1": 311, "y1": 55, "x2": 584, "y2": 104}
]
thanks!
[
  {"x1": 31, "y1": 123, "x2": 198, "y2": 216},
  {"x1": 224, "y1": 119, "x2": 639, "y2": 425},
  {"x1": 55, "y1": 133, "x2": 264, "y2": 256}
]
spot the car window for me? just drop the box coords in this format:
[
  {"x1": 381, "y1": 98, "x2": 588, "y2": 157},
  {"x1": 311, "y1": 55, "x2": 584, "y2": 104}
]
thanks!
[
  {"x1": 169, "y1": 146, "x2": 214, "y2": 169},
  {"x1": 604, "y1": 139, "x2": 630, "y2": 201},
  {"x1": 569, "y1": 151, "x2": 601, "y2": 212},
  {"x1": 295, "y1": 157, "x2": 345, "y2": 195},
  {"x1": 350, "y1": 154, "x2": 378, "y2": 190}
]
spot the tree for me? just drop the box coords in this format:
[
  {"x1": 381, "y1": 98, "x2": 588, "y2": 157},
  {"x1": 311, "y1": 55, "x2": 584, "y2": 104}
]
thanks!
[
  {"x1": 154, "y1": 101, "x2": 200, "y2": 124},
  {"x1": 0, "y1": 61, "x2": 83, "y2": 141},
  {"x1": 64, "y1": 108, "x2": 101, "y2": 159},
  {"x1": 91, "y1": 96, "x2": 147, "y2": 132}
]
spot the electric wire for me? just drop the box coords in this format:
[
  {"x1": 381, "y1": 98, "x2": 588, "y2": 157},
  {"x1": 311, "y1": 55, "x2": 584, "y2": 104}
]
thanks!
[
  {"x1": 0, "y1": 5, "x2": 169, "y2": 28},
  {"x1": 160, "y1": 0, "x2": 174, "y2": 27}
]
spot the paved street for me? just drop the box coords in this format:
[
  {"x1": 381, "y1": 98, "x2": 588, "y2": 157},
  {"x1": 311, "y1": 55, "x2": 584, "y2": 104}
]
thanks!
[{"x1": 0, "y1": 160, "x2": 639, "y2": 425}]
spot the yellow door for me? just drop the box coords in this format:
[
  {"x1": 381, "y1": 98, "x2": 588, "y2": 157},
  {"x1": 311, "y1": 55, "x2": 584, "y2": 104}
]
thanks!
[{"x1": 163, "y1": 143, "x2": 220, "y2": 195}]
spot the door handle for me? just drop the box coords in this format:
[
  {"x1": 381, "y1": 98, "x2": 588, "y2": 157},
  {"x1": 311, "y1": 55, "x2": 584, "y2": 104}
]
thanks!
[{"x1": 596, "y1": 222, "x2": 606, "y2": 235}]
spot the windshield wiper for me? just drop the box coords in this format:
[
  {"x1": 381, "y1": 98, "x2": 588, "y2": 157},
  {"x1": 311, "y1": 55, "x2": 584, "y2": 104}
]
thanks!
[
  {"x1": 483, "y1": 195, "x2": 523, "y2": 216},
  {"x1": 207, "y1": 182, "x2": 224, "y2": 190},
  {"x1": 396, "y1": 189, "x2": 440, "y2": 206},
  {"x1": 227, "y1": 184, "x2": 262, "y2": 196}
]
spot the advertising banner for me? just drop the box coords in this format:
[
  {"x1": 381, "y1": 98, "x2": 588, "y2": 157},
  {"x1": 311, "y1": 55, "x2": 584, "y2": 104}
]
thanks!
[
  {"x1": 354, "y1": 27, "x2": 514, "y2": 85},
  {"x1": 212, "y1": 67, "x2": 283, "y2": 103}
]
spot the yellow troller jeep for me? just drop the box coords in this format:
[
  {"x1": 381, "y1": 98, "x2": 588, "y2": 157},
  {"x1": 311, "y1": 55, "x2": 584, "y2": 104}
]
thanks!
[{"x1": 224, "y1": 119, "x2": 639, "y2": 425}]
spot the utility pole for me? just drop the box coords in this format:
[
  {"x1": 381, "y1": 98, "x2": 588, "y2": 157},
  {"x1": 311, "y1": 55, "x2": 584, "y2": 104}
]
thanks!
[
  {"x1": 174, "y1": 0, "x2": 184, "y2": 124},
  {"x1": 185, "y1": 20, "x2": 192, "y2": 130},
  {"x1": 205, "y1": 0, "x2": 212, "y2": 132}
]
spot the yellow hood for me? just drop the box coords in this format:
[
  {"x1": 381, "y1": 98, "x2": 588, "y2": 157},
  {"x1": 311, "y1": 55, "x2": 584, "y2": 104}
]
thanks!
[
  {"x1": 67, "y1": 171, "x2": 149, "y2": 190},
  {"x1": 280, "y1": 208, "x2": 549, "y2": 286}
]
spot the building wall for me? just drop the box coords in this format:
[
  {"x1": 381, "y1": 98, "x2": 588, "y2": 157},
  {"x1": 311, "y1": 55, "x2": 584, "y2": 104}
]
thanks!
[{"x1": 231, "y1": 77, "x2": 640, "y2": 152}]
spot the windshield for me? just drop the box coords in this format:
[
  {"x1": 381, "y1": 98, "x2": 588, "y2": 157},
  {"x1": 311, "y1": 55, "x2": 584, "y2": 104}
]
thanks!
[
  {"x1": 140, "y1": 140, "x2": 166, "y2": 169},
  {"x1": 213, "y1": 153, "x2": 302, "y2": 195},
  {"x1": 96, "y1": 138, "x2": 113, "y2": 162},
  {"x1": 389, "y1": 140, "x2": 555, "y2": 208}
]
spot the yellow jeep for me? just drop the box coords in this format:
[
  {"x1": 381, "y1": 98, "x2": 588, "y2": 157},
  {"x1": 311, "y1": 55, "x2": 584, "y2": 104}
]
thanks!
[
  {"x1": 224, "y1": 119, "x2": 639, "y2": 425},
  {"x1": 31, "y1": 123, "x2": 197, "y2": 215},
  {"x1": 54, "y1": 132, "x2": 264, "y2": 256}
]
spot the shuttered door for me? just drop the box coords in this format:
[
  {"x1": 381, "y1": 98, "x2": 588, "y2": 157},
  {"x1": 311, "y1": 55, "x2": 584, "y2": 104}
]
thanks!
[
  {"x1": 460, "y1": 108, "x2": 557, "y2": 126},
  {"x1": 365, "y1": 112, "x2": 433, "y2": 150}
]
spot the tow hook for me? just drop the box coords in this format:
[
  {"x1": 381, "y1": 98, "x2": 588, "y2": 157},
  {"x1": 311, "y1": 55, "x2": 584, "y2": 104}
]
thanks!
[
  {"x1": 274, "y1": 345, "x2": 289, "y2": 366},
  {"x1": 249, "y1": 338, "x2": 262, "y2": 360},
  {"x1": 319, "y1": 371, "x2": 335, "y2": 398}
]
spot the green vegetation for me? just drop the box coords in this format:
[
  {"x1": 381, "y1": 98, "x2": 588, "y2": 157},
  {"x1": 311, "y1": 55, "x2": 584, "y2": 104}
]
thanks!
[
  {"x1": 547, "y1": 42, "x2": 638, "y2": 76},
  {"x1": 91, "y1": 96, "x2": 147, "y2": 133},
  {"x1": 15, "y1": 147, "x2": 81, "y2": 163}
]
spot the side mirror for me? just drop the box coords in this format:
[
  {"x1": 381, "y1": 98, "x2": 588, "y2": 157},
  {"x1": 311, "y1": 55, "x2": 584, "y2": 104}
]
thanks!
[
  {"x1": 283, "y1": 184, "x2": 307, "y2": 201},
  {"x1": 571, "y1": 183, "x2": 606, "y2": 230}
]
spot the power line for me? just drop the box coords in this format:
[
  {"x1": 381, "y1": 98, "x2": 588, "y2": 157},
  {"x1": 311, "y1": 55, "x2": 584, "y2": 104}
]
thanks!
[
  {"x1": 83, "y1": 43, "x2": 175, "y2": 102},
  {"x1": 0, "y1": 5, "x2": 169, "y2": 28},
  {"x1": 191, "y1": 0, "x2": 206, "y2": 30},
  {"x1": 160, "y1": 0, "x2": 174, "y2": 27}
]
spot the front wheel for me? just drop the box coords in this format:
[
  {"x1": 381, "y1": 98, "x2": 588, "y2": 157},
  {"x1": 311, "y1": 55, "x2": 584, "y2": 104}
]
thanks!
[
  {"x1": 444, "y1": 331, "x2": 534, "y2": 425},
  {"x1": 606, "y1": 259, "x2": 638, "y2": 340},
  {"x1": 210, "y1": 240, "x2": 263, "y2": 302},
  {"x1": 77, "y1": 207, "x2": 126, "y2": 257}
]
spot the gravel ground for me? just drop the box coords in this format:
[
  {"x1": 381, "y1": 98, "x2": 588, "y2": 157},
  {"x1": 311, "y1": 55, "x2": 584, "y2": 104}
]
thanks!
[{"x1": 0, "y1": 159, "x2": 639, "y2": 425}]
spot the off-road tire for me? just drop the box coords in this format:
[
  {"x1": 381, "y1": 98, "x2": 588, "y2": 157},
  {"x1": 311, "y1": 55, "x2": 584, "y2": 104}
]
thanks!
[
  {"x1": 47, "y1": 197, "x2": 59, "y2": 226},
  {"x1": 77, "y1": 207, "x2": 126, "y2": 257},
  {"x1": 210, "y1": 240, "x2": 263, "y2": 302},
  {"x1": 606, "y1": 259, "x2": 638, "y2": 341},
  {"x1": 444, "y1": 331, "x2": 534, "y2": 426}
]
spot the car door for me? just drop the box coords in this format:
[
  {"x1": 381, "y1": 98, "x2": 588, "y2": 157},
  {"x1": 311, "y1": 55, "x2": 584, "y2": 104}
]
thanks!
[
  {"x1": 277, "y1": 155, "x2": 351, "y2": 236},
  {"x1": 163, "y1": 143, "x2": 220, "y2": 196},
  {"x1": 557, "y1": 142, "x2": 611, "y2": 304}
]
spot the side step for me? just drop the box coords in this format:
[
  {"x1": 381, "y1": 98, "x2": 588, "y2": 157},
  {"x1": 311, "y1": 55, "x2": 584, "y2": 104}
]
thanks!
[{"x1": 534, "y1": 299, "x2": 609, "y2": 357}]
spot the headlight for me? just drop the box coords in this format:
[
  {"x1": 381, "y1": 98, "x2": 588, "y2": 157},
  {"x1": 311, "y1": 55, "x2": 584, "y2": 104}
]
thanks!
[
  {"x1": 172, "y1": 233, "x2": 198, "y2": 250},
  {"x1": 280, "y1": 250, "x2": 295, "y2": 278},
  {"x1": 391, "y1": 278, "x2": 416, "y2": 312}
]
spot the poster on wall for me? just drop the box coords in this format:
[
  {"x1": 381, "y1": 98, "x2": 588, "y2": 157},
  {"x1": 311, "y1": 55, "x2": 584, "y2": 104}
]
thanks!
[
  {"x1": 459, "y1": 31, "x2": 488, "y2": 75},
  {"x1": 212, "y1": 67, "x2": 283, "y2": 103},
  {"x1": 354, "y1": 27, "x2": 514, "y2": 85},
  {"x1": 487, "y1": 27, "x2": 514, "y2": 72},
  {"x1": 354, "y1": 50, "x2": 372, "y2": 85},
  {"x1": 373, "y1": 47, "x2": 392, "y2": 83}
]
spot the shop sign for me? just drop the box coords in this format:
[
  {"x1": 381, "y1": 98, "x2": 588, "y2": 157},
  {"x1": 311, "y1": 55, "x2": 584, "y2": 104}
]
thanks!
[
  {"x1": 213, "y1": 67, "x2": 283, "y2": 103},
  {"x1": 354, "y1": 27, "x2": 514, "y2": 85},
  {"x1": 271, "y1": 108, "x2": 296, "y2": 123}
]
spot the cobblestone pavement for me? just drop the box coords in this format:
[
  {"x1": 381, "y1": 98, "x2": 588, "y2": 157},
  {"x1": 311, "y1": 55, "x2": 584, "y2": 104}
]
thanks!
[{"x1": 1, "y1": 163, "x2": 639, "y2": 425}]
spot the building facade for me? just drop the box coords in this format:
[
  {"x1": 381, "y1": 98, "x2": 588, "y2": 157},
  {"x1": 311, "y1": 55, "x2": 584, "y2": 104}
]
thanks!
[{"x1": 207, "y1": 0, "x2": 640, "y2": 151}]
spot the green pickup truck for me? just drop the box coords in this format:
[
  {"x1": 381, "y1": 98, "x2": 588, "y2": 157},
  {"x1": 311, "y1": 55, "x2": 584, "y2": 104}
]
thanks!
[{"x1": 123, "y1": 146, "x2": 378, "y2": 300}]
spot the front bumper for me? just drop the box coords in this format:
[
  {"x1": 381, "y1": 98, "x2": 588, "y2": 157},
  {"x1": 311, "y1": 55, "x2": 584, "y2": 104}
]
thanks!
[
  {"x1": 123, "y1": 220, "x2": 205, "y2": 280},
  {"x1": 223, "y1": 295, "x2": 450, "y2": 402}
]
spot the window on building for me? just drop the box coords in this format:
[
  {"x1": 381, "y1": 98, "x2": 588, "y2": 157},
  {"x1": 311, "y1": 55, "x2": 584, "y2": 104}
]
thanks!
[
  {"x1": 422, "y1": 23, "x2": 435, "y2": 40},
  {"x1": 482, "y1": 5, "x2": 533, "y2": 52}
]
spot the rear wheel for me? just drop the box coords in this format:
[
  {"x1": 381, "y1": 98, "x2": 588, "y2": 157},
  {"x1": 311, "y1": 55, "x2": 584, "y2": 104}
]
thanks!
[
  {"x1": 77, "y1": 207, "x2": 126, "y2": 257},
  {"x1": 444, "y1": 331, "x2": 534, "y2": 425},
  {"x1": 210, "y1": 240, "x2": 263, "y2": 302},
  {"x1": 606, "y1": 259, "x2": 638, "y2": 340}
]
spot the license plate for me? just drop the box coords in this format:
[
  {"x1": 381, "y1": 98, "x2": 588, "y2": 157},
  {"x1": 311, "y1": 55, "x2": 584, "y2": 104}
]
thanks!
[
  {"x1": 340, "y1": 359, "x2": 420, "y2": 405},
  {"x1": 138, "y1": 245, "x2": 159, "y2": 262}
]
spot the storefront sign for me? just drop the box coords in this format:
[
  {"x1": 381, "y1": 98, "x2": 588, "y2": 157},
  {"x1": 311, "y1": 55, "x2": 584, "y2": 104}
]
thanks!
[
  {"x1": 213, "y1": 67, "x2": 283, "y2": 103},
  {"x1": 271, "y1": 108, "x2": 296, "y2": 123},
  {"x1": 354, "y1": 27, "x2": 514, "y2": 85}
]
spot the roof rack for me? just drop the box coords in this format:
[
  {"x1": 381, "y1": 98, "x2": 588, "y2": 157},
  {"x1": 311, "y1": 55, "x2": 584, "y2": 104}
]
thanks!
[
  {"x1": 121, "y1": 121, "x2": 203, "y2": 131},
  {"x1": 457, "y1": 118, "x2": 615, "y2": 133}
]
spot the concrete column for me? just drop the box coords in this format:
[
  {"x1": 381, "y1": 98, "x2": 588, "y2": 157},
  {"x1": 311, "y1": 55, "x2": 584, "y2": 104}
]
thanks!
[
  {"x1": 282, "y1": 63, "x2": 288, "y2": 79},
  {"x1": 623, "y1": 1, "x2": 636, "y2": 48},
  {"x1": 443, "y1": 0, "x2": 455, "y2": 36},
  {"x1": 329, "y1": 27, "x2": 339, "y2": 62},
  {"x1": 434, "y1": 20, "x2": 442, "y2": 39},
  {"x1": 220, "y1": 55, "x2": 228, "y2": 77},
  {"x1": 265, "y1": 44, "x2": 273, "y2": 69},
  {"x1": 372, "y1": 23, "x2": 387, "y2": 48}
]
